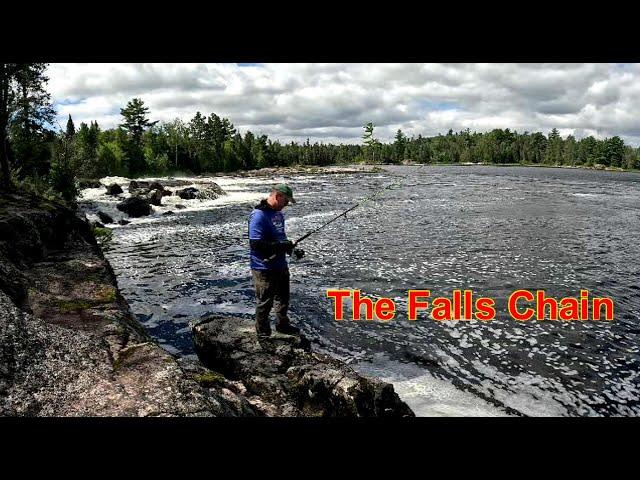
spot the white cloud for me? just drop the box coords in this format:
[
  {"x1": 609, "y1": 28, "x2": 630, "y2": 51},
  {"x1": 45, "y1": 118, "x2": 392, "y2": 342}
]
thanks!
[{"x1": 47, "y1": 63, "x2": 640, "y2": 146}]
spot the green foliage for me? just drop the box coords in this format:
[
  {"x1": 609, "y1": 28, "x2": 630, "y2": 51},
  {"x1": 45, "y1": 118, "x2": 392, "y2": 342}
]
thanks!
[
  {"x1": 10, "y1": 166, "x2": 56, "y2": 199},
  {"x1": 92, "y1": 226, "x2": 113, "y2": 248},
  {"x1": 120, "y1": 98, "x2": 157, "y2": 174},
  {"x1": 362, "y1": 122, "x2": 382, "y2": 163},
  {"x1": 6, "y1": 76, "x2": 639, "y2": 192},
  {"x1": 193, "y1": 371, "x2": 226, "y2": 387},
  {"x1": 49, "y1": 134, "x2": 79, "y2": 202},
  {"x1": 6, "y1": 63, "x2": 56, "y2": 180},
  {"x1": 65, "y1": 114, "x2": 75, "y2": 137},
  {"x1": 74, "y1": 121, "x2": 101, "y2": 177}
]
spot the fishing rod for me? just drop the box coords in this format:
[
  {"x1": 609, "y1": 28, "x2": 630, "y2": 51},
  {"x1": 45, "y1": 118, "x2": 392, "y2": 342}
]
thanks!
[
  {"x1": 263, "y1": 175, "x2": 405, "y2": 263},
  {"x1": 290, "y1": 161, "x2": 433, "y2": 251},
  {"x1": 292, "y1": 178, "x2": 403, "y2": 248}
]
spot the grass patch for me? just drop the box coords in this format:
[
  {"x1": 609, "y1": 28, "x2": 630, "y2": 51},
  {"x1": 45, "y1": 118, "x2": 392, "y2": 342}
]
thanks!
[
  {"x1": 193, "y1": 371, "x2": 226, "y2": 387},
  {"x1": 55, "y1": 298, "x2": 94, "y2": 313}
]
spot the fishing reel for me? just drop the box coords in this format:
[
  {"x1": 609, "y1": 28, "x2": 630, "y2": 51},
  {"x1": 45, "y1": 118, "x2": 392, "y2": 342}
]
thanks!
[{"x1": 293, "y1": 248, "x2": 305, "y2": 260}]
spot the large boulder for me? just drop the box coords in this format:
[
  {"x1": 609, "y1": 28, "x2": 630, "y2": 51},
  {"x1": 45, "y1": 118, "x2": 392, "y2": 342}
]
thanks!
[
  {"x1": 128, "y1": 180, "x2": 150, "y2": 193},
  {"x1": 196, "y1": 183, "x2": 226, "y2": 200},
  {"x1": 116, "y1": 196, "x2": 152, "y2": 217},
  {"x1": 97, "y1": 211, "x2": 114, "y2": 224},
  {"x1": 192, "y1": 317, "x2": 415, "y2": 417},
  {"x1": 177, "y1": 187, "x2": 199, "y2": 200},
  {"x1": 105, "y1": 183, "x2": 123, "y2": 195},
  {"x1": 147, "y1": 189, "x2": 163, "y2": 207}
]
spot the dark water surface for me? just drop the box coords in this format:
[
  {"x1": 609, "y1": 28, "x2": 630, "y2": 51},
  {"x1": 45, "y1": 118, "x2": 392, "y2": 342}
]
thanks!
[{"x1": 81, "y1": 166, "x2": 640, "y2": 416}]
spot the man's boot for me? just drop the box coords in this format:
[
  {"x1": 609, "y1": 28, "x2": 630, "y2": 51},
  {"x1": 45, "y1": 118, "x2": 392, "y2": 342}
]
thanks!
[{"x1": 275, "y1": 322, "x2": 300, "y2": 336}]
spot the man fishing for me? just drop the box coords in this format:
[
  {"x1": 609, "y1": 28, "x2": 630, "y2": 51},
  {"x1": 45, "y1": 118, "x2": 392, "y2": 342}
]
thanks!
[
  {"x1": 248, "y1": 177, "x2": 399, "y2": 340},
  {"x1": 248, "y1": 184, "x2": 303, "y2": 339}
]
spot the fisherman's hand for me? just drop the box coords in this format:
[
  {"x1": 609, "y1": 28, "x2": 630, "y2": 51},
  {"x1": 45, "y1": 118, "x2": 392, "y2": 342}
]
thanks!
[
  {"x1": 293, "y1": 248, "x2": 305, "y2": 259},
  {"x1": 281, "y1": 240, "x2": 294, "y2": 255}
]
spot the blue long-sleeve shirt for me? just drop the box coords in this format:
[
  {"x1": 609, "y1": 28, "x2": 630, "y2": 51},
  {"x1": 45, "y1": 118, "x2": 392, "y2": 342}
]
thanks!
[{"x1": 248, "y1": 200, "x2": 288, "y2": 271}]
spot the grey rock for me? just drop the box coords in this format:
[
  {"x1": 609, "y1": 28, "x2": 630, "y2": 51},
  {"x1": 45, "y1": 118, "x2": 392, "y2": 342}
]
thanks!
[
  {"x1": 147, "y1": 189, "x2": 163, "y2": 207},
  {"x1": 105, "y1": 183, "x2": 123, "y2": 195},
  {"x1": 116, "y1": 196, "x2": 152, "y2": 217},
  {"x1": 0, "y1": 192, "x2": 258, "y2": 417},
  {"x1": 195, "y1": 183, "x2": 226, "y2": 200},
  {"x1": 177, "y1": 187, "x2": 199, "y2": 200},
  {"x1": 192, "y1": 317, "x2": 415, "y2": 417},
  {"x1": 97, "y1": 211, "x2": 114, "y2": 224},
  {"x1": 128, "y1": 181, "x2": 150, "y2": 193}
]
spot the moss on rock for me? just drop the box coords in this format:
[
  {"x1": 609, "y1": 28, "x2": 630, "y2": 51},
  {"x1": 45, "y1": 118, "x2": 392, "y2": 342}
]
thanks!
[{"x1": 193, "y1": 371, "x2": 226, "y2": 387}]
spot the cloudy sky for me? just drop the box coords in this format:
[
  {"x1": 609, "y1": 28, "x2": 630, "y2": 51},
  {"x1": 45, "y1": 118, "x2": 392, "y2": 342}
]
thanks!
[{"x1": 48, "y1": 63, "x2": 640, "y2": 146}]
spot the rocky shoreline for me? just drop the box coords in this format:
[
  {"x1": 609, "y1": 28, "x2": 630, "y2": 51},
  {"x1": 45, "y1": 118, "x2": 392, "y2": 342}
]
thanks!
[{"x1": 0, "y1": 191, "x2": 413, "y2": 417}]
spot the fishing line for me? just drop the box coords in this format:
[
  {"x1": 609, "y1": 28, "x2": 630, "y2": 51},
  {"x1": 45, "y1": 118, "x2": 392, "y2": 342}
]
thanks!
[{"x1": 263, "y1": 163, "x2": 427, "y2": 263}]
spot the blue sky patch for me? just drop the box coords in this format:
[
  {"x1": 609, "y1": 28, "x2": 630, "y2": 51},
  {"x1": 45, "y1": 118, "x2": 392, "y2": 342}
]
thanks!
[{"x1": 415, "y1": 99, "x2": 460, "y2": 111}]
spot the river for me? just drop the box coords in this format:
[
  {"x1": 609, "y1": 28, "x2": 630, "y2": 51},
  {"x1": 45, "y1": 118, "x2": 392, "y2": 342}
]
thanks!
[{"x1": 79, "y1": 165, "x2": 640, "y2": 416}]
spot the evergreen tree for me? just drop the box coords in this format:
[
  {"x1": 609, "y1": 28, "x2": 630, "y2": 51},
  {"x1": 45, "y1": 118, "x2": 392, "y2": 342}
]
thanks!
[
  {"x1": 563, "y1": 135, "x2": 577, "y2": 166},
  {"x1": 1, "y1": 63, "x2": 55, "y2": 184},
  {"x1": 120, "y1": 98, "x2": 157, "y2": 174},
  {"x1": 49, "y1": 133, "x2": 78, "y2": 202},
  {"x1": 66, "y1": 114, "x2": 76, "y2": 138},
  {"x1": 545, "y1": 128, "x2": 563, "y2": 165},
  {"x1": 0, "y1": 63, "x2": 18, "y2": 189},
  {"x1": 604, "y1": 136, "x2": 624, "y2": 167},
  {"x1": 393, "y1": 129, "x2": 406, "y2": 164},
  {"x1": 362, "y1": 122, "x2": 380, "y2": 163}
]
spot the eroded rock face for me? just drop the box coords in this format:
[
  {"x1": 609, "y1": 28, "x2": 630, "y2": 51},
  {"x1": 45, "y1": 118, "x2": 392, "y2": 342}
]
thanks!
[
  {"x1": 0, "y1": 292, "x2": 259, "y2": 416},
  {"x1": 0, "y1": 192, "x2": 257, "y2": 417},
  {"x1": 192, "y1": 317, "x2": 415, "y2": 417}
]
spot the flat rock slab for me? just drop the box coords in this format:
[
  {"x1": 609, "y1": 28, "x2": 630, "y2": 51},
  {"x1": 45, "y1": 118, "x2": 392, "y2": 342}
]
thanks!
[{"x1": 192, "y1": 317, "x2": 415, "y2": 417}]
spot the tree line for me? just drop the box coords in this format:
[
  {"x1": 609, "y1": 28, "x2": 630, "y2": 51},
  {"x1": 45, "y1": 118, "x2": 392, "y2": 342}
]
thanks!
[{"x1": 1, "y1": 63, "x2": 639, "y2": 204}]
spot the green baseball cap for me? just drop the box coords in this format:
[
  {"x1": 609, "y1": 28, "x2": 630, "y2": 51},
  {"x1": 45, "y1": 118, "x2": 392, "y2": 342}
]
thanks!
[{"x1": 273, "y1": 183, "x2": 296, "y2": 204}]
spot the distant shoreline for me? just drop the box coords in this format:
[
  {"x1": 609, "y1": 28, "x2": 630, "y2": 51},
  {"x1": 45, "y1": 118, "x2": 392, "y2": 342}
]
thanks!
[
  {"x1": 83, "y1": 162, "x2": 640, "y2": 185},
  {"x1": 391, "y1": 161, "x2": 640, "y2": 174}
]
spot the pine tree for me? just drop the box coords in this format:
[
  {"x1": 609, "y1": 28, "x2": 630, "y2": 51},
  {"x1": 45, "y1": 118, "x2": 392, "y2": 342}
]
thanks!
[
  {"x1": 120, "y1": 98, "x2": 157, "y2": 174},
  {"x1": 393, "y1": 129, "x2": 406, "y2": 164},
  {"x1": 362, "y1": 122, "x2": 378, "y2": 163},
  {"x1": 66, "y1": 114, "x2": 76, "y2": 138},
  {"x1": 0, "y1": 63, "x2": 55, "y2": 187},
  {"x1": 0, "y1": 63, "x2": 19, "y2": 189}
]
